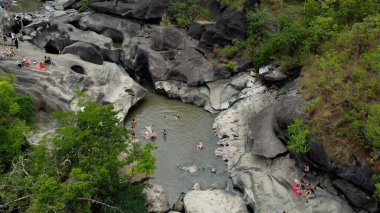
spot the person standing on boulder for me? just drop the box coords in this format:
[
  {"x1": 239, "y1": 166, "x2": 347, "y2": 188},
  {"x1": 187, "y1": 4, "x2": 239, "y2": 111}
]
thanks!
[
  {"x1": 3, "y1": 35, "x2": 7, "y2": 45},
  {"x1": 11, "y1": 32, "x2": 15, "y2": 45},
  {"x1": 14, "y1": 37, "x2": 19, "y2": 50}
]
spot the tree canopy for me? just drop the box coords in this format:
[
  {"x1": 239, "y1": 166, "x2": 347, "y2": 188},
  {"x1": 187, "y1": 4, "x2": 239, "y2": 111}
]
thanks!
[{"x1": 0, "y1": 89, "x2": 156, "y2": 212}]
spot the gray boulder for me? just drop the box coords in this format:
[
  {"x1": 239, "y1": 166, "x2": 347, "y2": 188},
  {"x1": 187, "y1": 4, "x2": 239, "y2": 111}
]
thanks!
[
  {"x1": 184, "y1": 189, "x2": 248, "y2": 213},
  {"x1": 259, "y1": 64, "x2": 287, "y2": 83},
  {"x1": 248, "y1": 104, "x2": 288, "y2": 158},
  {"x1": 62, "y1": 41, "x2": 103, "y2": 65},
  {"x1": 89, "y1": 0, "x2": 169, "y2": 20},
  {"x1": 172, "y1": 193, "x2": 185, "y2": 212},
  {"x1": 79, "y1": 13, "x2": 142, "y2": 39},
  {"x1": 199, "y1": 7, "x2": 247, "y2": 47},
  {"x1": 151, "y1": 27, "x2": 196, "y2": 51},
  {"x1": 333, "y1": 179, "x2": 378, "y2": 213},
  {"x1": 144, "y1": 184, "x2": 171, "y2": 213},
  {"x1": 215, "y1": 8, "x2": 247, "y2": 41}
]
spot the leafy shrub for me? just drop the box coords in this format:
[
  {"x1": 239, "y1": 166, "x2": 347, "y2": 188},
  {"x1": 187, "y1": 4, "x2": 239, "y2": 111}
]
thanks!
[
  {"x1": 287, "y1": 119, "x2": 310, "y2": 153},
  {"x1": 167, "y1": 0, "x2": 211, "y2": 29},
  {"x1": 78, "y1": 0, "x2": 91, "y2": 13},
  {"x1": 217, "y1": 0, "x2": 246, "y2": 10},
  {"x1": 375, "y1": 183, "x2": 380, "y2": 200},
  {"x1": 363, "y1": 104, "x2": 380, "y2": 148},
  {"x1": 224, "y1": 39, "x2": 246, "y2": 59},
  {"x1": 224, "y1": 62, "x2": 235, "y2": 71}
]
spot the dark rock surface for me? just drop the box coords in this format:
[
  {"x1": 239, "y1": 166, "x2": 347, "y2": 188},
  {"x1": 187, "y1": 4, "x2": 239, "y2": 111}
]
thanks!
[
  {"x1": 89, "y1": 0, "x2": 169, "y2": 20},
  {"x1": 62, "y1": 41, "x2": 104, "y2": 65},
  {"x1": 333, "y1": 179, "x2": 378, "y2": 213}
]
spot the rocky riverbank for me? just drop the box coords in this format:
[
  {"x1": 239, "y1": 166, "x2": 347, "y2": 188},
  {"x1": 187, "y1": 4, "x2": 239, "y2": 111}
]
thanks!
[{"x1": 1, "y1": 0, "x2": 378, "y2": 212}]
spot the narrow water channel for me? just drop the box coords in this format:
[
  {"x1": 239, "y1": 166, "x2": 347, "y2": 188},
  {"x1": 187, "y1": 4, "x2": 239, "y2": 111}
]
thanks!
[{"x1": 126, "y1": 88, "x2": 230, "y2": 205}]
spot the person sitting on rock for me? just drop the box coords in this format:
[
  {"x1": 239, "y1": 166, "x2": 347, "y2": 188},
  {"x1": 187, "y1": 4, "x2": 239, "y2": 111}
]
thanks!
[
  {"x1": 21, "y1": 59, "x2": 30, "y2": 67},
  {"x1": 304, "y1": 188, "x2": 313, "y2": 200},
  {"x1": 291, "y1": 183, "x2": 303, "y2": 198},
  {"x1": 16, "y1": 60, "x2": 22, "y2": 68},
  {"x1": 6, "y1": 47, "x2": 15, "y2": 57},
  {"x1": 37, "y1": 61, "x2": 47, "y2": 71},
  {"x1": 196, "y1": 141, "x2": 203, "y2": 150},
  {"x1": 44, "y1": 56, "x2": 54, "y2": 65}
]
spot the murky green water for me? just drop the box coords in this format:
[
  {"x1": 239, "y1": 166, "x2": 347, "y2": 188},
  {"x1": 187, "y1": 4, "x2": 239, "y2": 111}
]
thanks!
[
  {"x1": 126, "y1": 88, "x2": 230, "y2": 205},
  {"x1": 5, "y1": 0, "x2": 43, "y2": 13}
]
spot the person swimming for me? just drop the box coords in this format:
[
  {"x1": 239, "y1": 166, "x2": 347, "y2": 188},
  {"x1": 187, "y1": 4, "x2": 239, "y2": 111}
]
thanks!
[
  {"x1": 131, "y1": 118, "x2": 137, "y2": 127},
  {"x1": 196, "y1": 141, "x2": 203, "y2": 150},
  {"x1": 130, "y1": 127, "x2": 136, "y2": 139},
  {"x1": 163, "y1": 129, "x2": 167, "y2": 137},
  {"x1": 174, "y1": 114, "x2": 181, "y2": 120}
]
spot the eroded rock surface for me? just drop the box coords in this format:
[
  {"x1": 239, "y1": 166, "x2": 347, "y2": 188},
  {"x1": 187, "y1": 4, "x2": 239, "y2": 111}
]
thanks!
[
  {"x1": 144, "y1": 184, "x2": 171, "y2": 213},
  {"x1": 184, "y1": 189, "x2": 248, "y2": 213},
  {"x1": 2, "y1": 42, "x2": 145, "y2": 122}
]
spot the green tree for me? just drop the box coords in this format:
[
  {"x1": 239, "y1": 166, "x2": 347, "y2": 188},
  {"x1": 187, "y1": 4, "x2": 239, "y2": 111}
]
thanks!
[
  {"x1": 0, "y1": 74, "x2": 33, "y2": 173},
  {"x1": 287, "y1": 119, "x2": 310, "y2": 153},
  {"x1": 1, "y1": 100, "x2": 155, "y2": 212}
]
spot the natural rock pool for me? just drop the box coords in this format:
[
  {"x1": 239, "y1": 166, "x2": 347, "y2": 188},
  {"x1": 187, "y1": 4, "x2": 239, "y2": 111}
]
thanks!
[
  {"x1": 10, "y1": 0, "x2": 43, "y2": 13},
  {"x1": 126, "y1": 88, "x2": 231, "y2": 205}
]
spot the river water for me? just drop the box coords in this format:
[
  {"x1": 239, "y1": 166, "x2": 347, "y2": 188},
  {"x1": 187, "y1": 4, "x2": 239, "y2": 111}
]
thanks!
[
  {"x1": 5, "y1": 0, "x2": 43, "y2": 13},
  {"x1": 126, "y1": 88, "x2": 230, "y2": 205}
]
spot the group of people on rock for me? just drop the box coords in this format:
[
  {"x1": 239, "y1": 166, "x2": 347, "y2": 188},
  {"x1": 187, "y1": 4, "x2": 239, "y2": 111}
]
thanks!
[
  {"x1": 128, "y1": 115, "x2": 205, "y2": 150},
  {"x1": 2, "y1": 32, "x2": 55, "y2": 71},
  {"x1": 292, "y1": 165, "x2": 315, "y2": 200},
  {"x1": 14, "y1": 56, "x2": 54, "y2": 71}
]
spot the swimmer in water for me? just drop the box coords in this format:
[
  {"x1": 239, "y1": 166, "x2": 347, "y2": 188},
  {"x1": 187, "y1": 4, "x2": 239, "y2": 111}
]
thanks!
[
  {"x1": 130, "y1": 127, "x2": 136, "y2": 139},
  {"x1": 131, "y1": 118, "x2": 137, "y2": 127},
  {"x1": 196, "y1": 141, "x2": 203, "y2": 150},
  {"x1": 174, "y1": 114, "x2": 181, "y2": 120},
  {"x1": 163, "y1": 129, "x2": 167, "y2": 137}
]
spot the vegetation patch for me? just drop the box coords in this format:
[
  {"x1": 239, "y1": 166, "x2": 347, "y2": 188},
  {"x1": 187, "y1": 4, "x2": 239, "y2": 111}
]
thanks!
[{"x1": 287, "y1": 119, "x2": 310, "y2": 154}]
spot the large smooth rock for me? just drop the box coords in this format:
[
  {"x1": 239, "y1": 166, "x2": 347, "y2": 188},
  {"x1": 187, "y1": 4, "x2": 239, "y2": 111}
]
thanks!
[
  {"x1": 144, "y1": 184, "x2": 171, "y2": 213},
  {"x1": 62, "y1": 41, "x2": 104, "y2": 65},
  {"x1": 89, "y1": 0, "x2": 169, "y2": 20},
  {"x1": 213, "y1": 80, "x2": 270, "y2": 168},
  {"x1": 232, "y1": 153, "x2": 354, "y2": 213},
  {"x1": 333, "y1": 179, "x2": 378, "y2": 213},
  {"x1": 184, "y1": 189, "x2": 248, "y2": 213},
  {"x1": 248, "y1": 104, "x2": 288, "y2": 158},
  {"x1": 155, "y1": 80, "x2": 210, "y2": 108},
  {"x1": 200, "y1": 7, "x2": 247, "y2": 47},
  {"x1": 2, "y1": 42, "x2": 145, "y2": 123},
  {"x1": 336, "y1": 165, "x2": 376, "y2": 192},
  {"x1": 79, "y1": 12, "x2": 142, "y2": 39},
  {"x1": 151, "y1": 27, "x2": 196, "y2": 51},
  {"x1": 215, "y1": 8, "x2": 247, "y2": 41}
]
